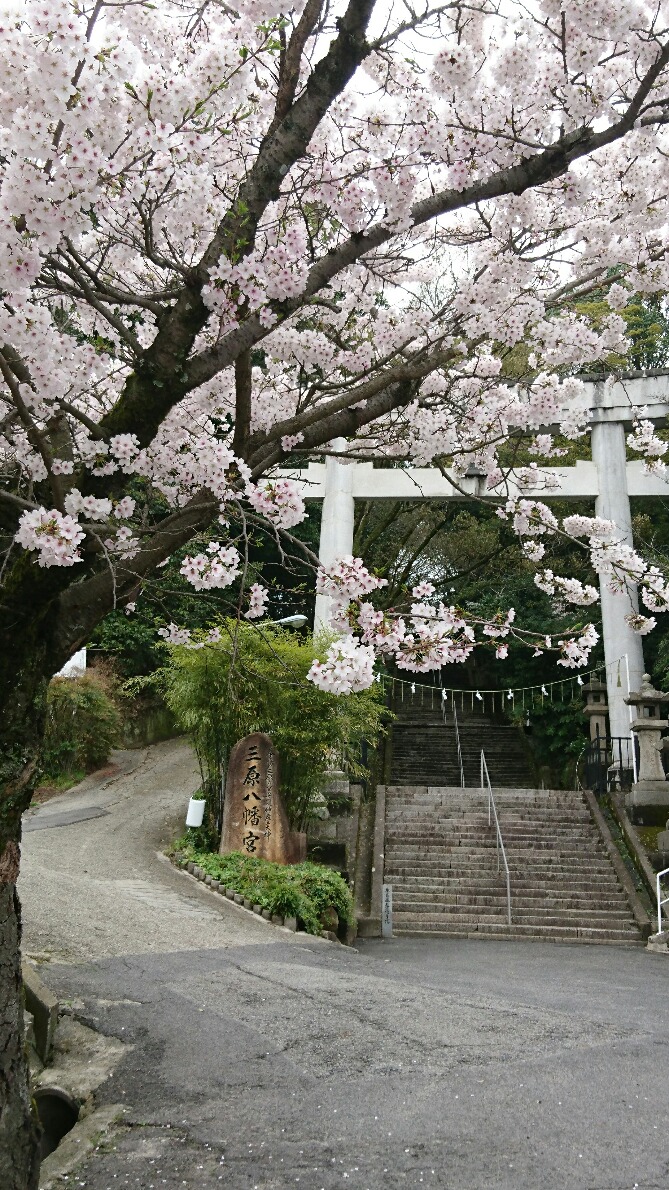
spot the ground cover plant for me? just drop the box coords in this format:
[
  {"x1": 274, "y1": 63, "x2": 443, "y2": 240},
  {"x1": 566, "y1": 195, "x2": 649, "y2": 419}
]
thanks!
[
  {"x1": 5, "y1": 3, "x2": 669, "y2": 1181},
  {"x1": 170, "y1": 842, "x2": 353, "y2": 937}
]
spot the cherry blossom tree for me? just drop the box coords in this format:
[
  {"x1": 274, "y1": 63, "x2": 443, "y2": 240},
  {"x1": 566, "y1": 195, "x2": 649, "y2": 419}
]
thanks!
[{"x1": 3, "y1": 1, "x2": 669, "y2": 1180}]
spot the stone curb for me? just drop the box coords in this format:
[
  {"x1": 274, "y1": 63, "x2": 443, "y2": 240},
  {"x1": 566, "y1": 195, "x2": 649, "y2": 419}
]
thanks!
[
  {"x1": 167, "y1": 852, "x2": 351, "y2": 945},
  {"x1": 22, "y1": 960, "x2": 59, "y2": 1063},
  {"x1": 172, "y1": 855, "x2": 304, "y2": 935}
]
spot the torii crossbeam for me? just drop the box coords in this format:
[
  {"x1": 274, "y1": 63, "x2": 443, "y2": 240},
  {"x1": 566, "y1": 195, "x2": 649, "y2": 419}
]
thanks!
[{"x1": 278, "y1": 372, "x2": 669, "y2": 739}]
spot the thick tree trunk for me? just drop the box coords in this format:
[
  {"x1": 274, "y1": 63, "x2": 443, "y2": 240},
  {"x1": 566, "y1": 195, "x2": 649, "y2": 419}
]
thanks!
[
  {"x1": 0, "y1": 725, "x2": 44, "y2": 1187},
  {"x1": 0, "y1": 875, "x2": 41, "y2": 1189},
  {"x1": 0, "y1": 565, "x2": 61, "y2": 1185},
  {"x1": 0, "y1": 722, "x2": 44, "y2": 1189}
]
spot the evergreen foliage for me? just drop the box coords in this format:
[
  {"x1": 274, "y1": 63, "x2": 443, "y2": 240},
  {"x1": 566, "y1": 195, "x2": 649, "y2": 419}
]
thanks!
[
  {"x1": 41, "y1": 673, "x2": 121, "y2": 779},
  {"x1": 157, "y1": 622, "x2": 385, "y2": 828}
]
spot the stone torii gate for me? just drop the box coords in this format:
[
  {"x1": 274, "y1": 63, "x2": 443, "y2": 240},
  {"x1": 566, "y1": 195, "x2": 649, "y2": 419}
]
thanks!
[{"x1": 279, "y1": 373, "x2": 669, "y2": 741}]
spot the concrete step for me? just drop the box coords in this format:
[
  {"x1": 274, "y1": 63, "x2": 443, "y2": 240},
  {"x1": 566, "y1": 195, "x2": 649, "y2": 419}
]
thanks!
[
  {"x1": 384, "y1": 868, "x2": 623, "y2": 887},
  {"x1": 388, "y1": 833, "x2": 593, "y2": 844},
  {"x1": 385, "y1": 835, "x2": 605, "y2": 851},
  {"x1": 394, "y1": 890, "x2": 631, "y2": 909},
  {"x1": 386, "y1": 822, "x2": 593, "y2": 833},
  {"x1": 385, "y1": 830, "x2": 601, "y2": 842},
  {"x1": 393, "y1": 924, "x2": 643, "y2": 944},
  {"x1": 385, "y1": 797, "x2": 587, "y2": 810},
  {"x1": 385, "y1": 786, "x2": 581, "y2": 797},
  {"x1": 385, "y1": 793, "x2": 586, "y2": 806},
  {"x1": 386, "y1": 813, "x2": 592, "y2": 822},
  {"x1": 385, "y1": 840, "x2": 607, "y2": 855},
  {"x1": 392, "y1": 905, "x2": 636, "y2": 926},
  {"x1": 383, "y1": 856, "x2": 614, "y2": 875}
]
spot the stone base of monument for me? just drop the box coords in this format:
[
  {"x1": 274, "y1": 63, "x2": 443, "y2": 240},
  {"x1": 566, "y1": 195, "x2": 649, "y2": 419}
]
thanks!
[
  {"x1": 647, "y1": 930, "x2": 669, "y2": 953},
  {"x1": 625, "y1": 780, "x2": 669, "y2": 811}
]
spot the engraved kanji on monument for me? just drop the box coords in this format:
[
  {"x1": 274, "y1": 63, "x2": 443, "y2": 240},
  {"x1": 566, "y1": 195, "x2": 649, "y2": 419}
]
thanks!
[{"x1": 220, "y1": 732, "x2": 306, "y2": 864}]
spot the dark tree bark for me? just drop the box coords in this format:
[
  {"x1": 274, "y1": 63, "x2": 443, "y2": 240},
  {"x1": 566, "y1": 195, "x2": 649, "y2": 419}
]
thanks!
[
  {"x1": 0, "y1": 880, "x2": 41, "y2": 1190},
  {"x1": 0, "y1": 561, "x2": 62, "y2": 1184}
]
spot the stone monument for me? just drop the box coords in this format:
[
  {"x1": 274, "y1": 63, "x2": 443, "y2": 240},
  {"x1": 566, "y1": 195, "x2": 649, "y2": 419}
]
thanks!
[
  {"x1": 220, "y1": 732, "x2": 306, "y2": 863},
  {"x1": 625, "y1": 674, "x2": 669, "y2": 810}
]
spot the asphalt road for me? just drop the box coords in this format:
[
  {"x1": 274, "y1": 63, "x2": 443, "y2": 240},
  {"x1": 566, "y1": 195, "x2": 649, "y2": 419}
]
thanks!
[{"x1": 19, "y1": 741, "x2": 669, "y2": 1190}]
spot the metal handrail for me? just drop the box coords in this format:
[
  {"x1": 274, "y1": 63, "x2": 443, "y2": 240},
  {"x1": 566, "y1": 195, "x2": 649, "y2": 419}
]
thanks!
[
  {"x1": 583, "y1": 733, "x2": 640, "y2": 796},
  {"x1": 656, "y1": 866, "x2": 669, "y2": 935},
  {"x1": 480, "y1": 750, "x2": 512, "y2": 926}
]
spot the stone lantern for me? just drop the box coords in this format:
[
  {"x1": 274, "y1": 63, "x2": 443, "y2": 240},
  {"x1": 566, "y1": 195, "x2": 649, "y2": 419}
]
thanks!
[
  {"x1": 582, "y1": 679, "x2": 608, "y2": 742},
  {"x1": 625, "y1": 673, "x2": 669, "y2": 809}
]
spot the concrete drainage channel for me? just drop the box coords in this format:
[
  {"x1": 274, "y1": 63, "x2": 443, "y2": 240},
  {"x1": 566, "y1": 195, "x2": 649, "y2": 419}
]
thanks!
[
  {"x1": 23, "y1": 961, "x2": 128, "y2": 1188},
  {"x1": 34, "y1": 1087, "x2": 79, "y2": 1160}
]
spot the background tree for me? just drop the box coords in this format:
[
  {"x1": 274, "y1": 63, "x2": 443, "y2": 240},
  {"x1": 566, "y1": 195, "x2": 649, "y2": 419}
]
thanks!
[
  {"x1": 4, "y1": 3, "x2": 669, "y2": 1182},
  {"x1": 158, "y1": 621, "x2": 385, "y2": 833}
]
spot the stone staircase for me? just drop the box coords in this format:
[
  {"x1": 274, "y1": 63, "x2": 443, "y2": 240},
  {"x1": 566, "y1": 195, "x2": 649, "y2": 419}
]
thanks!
[
  {"x1": 383, "y1": 785, "x2": 644, "y2": 944},
  {"x1": 390, "y1": 700, "x2": 535, "y2": 788}
]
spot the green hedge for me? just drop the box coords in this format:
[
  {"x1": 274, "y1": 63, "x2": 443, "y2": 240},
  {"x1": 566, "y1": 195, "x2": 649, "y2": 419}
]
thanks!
[
  {"x1": 41, "y1": 675, "x2": 121, "y2": 779},
  {"x1": 171, "y1": 842, "x2": 353, "y2": 936}
]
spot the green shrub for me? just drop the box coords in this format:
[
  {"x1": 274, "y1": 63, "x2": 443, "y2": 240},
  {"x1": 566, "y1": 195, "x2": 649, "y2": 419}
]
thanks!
[
  {"x1": 170, "y1": 841, "x2": 353, "y2": 936},
  {"x1": 41, "y1": 673, "x2": 121, "y2": 778},
  {"x1": 157, "y1": 621, "x2": 386, "y2": 829}
]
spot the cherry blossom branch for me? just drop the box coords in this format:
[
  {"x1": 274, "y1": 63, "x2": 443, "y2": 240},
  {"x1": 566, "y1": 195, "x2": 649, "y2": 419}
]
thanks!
[
  {"x1": 266, "y1": 0, "x2": 323, "y2": 138},
  {"x1": 0, "y1": 350, "x2": 65, "y2": 511}
]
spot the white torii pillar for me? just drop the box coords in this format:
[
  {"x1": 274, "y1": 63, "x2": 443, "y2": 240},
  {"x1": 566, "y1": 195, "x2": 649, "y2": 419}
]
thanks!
[
  {"x1": 591, "y1": 419, "x2": 645, "y2": 740},
  {"x1": 313, "y1": 440, "x2": 355, "y2": 635}
]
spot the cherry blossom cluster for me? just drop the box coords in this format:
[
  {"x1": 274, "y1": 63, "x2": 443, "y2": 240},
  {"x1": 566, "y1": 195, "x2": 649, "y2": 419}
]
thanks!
[
  {"x1": 15, "y1": 507, "x2": 85, "y2": 567},
  {"x1": 307, "y1": 636, "x2": 376, "y2": 696},
  {"x1": 534, "y1": 571, "x2": 599, "y2": 606},
  {"x1": 102, "y1": 525, "x2": 140, "y2": 560},
  {"x1": 244, "y1": 583, "x2": 268, "y2": 621},
  {"x1": 247, "y1": 479, "x2": 306, "y2": 530},
  {"x1": 63, "y1": 490, "x2": 113, "y2": 521},
  {"x1": 179, "y1": 543, "x2": 240, "y2": 592},
  {"x1": 500, "y1": 499, "x2": 559, "y2": 538},
  {"x1": 625, "y1": 613, "x2": 657, "y2": 636},
  {"x1": 640, "y1": 567, "x2": 669, "y2": 614},
  {"x1": 316, "y1": 557, "x2": 388, "y2": 632},
  {"x1": 482, "y1": 610, "x2": 516, "y2": 639},
  {"x1": 557, "y1": 625, "x2": 600, "y2": 669},
  {"x1": 157, "y1": 623, "x2": 194, "y2": 647},
  {"x1": 528, "y1": 435, "x2": 568, "y2": 460},
  {"x1": 627, "y1": 420, "x2": 668, "y2": 476}
]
